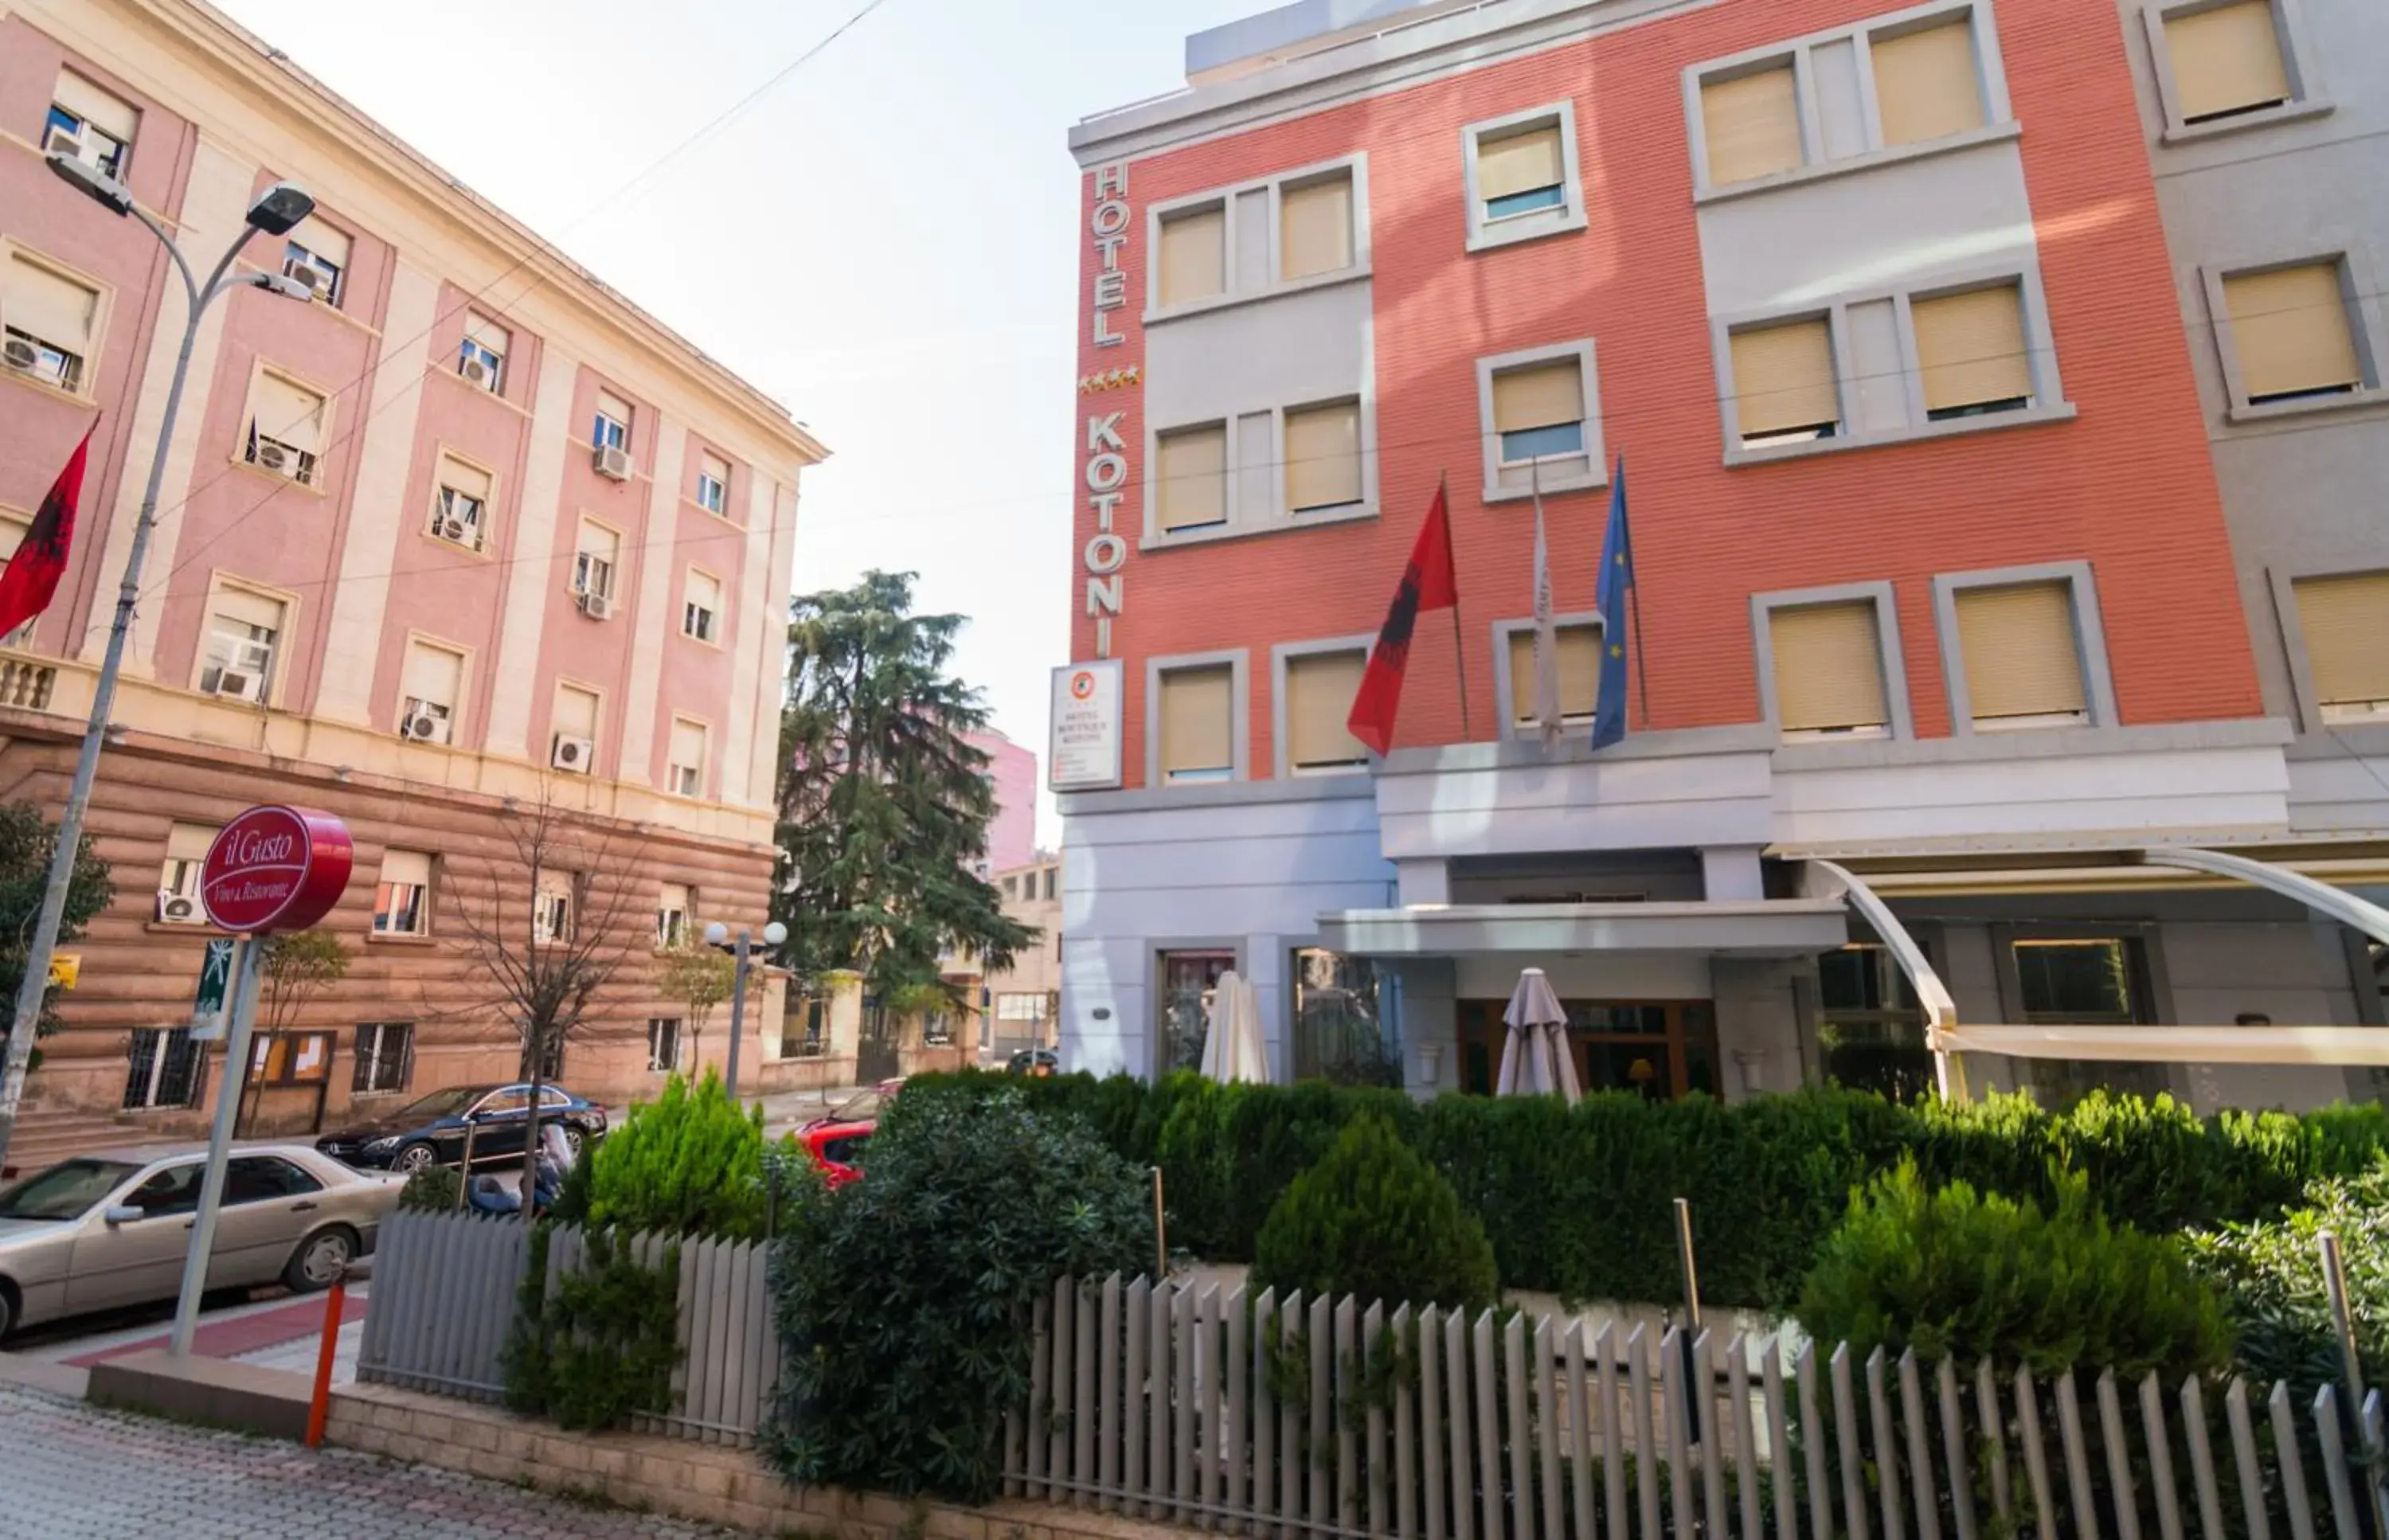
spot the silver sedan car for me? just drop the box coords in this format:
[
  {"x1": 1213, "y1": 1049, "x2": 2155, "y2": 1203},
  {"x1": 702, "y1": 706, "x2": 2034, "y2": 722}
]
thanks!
[{"x1": 0, "y1": 1142, "x2": 404, "y2": 1339}]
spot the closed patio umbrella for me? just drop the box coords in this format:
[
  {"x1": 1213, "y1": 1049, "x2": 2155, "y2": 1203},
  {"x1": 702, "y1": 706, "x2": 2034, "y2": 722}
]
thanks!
[
  {"x1": 1496, "y1": 967, "x2": 1581, "y2": 1104},
  {"x1": 1201, "y1": 969, "x2": 1271, "y2": 1084}
]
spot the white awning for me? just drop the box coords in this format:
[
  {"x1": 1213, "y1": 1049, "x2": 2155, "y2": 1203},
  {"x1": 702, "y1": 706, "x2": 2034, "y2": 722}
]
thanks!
[
  {"x1": 1315, "y1": 899, "x2": 1850, "y2": 958},
  {"x1": 1933, "y1": 1024, "x2": 2389, "y2": 1067}
]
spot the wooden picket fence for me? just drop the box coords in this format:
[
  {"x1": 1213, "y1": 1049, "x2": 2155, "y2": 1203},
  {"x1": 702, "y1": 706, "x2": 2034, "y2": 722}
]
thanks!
[{"x1": 1008, "y1": 1272, "x2": 2389, "y2": 1540}]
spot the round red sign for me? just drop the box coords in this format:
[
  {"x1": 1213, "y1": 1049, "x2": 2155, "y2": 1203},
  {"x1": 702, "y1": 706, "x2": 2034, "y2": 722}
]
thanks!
[{"x1": 199, "y1": 805, "x2": 354, "y2": 935}]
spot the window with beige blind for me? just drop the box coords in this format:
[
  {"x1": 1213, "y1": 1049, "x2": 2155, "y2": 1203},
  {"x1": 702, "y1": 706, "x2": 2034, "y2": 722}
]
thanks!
[
  {"x1": 1284, "y1": 650, "x2": 1368, "y2": 773},
  {"x1": 668, "y1": 718, "x2": 708, "y2": 799},
  {"x1": 2, "y1": 250, "x2": 104, "y2": 395},
  {"x1": 1914, "y1": 284, "x2": 2033, "y2": 420},
  {"x1": 2293, "y1": 572, "x2": 2389, "y2": 722},
  {"x1": 45, "y1": 70, "x2": 135, "y2": 178},
  {"x1": 1871, "y1": 18, "x2": 1985, "y2": 147},
  {"x1": 1730, "y1": 319, "x2": 1841, "y2": 445},
  {"x1": 551, "y1": 682, "x2": 600, "y2": 772},
  {"x1": 1157, "y1": 665, "x2": 1235, "y2": 784},
  {"x1": 431, "y1": 453, "x2": 491, "y2": 549},
  {"x1": 1493, "y1": 359, "x2": 1588, "y2": 466},
  {"x1": 1284, "y1": 400, "x2": 1363, "y2": 513},
  {"x1": 1281, "y1": 172, "x2": 1355, "y2": 282},
  {"x1": 243, "y1": 369, "x2": 327, "y2": 485},
  {"x1": 1158, "y1": 205, "x2": 1226, "y2": 307},
  {"x1": 683, "y1": 567, "x2": 722, "y2": 643},
  {"x1": 1155, "y1": 424, "x2": 1227, "y2": 532},
  {"x1": 1477, "y1": 123, "x2": 1565, "y2": 223},
  {"x1": 283, "y1": 217, "x2": 351, "y2": 308},
  {"x1": 459, "y1": 312, "x2": 507, "y2": 392},
  {"x1": 1953, "y1": 581, "x2": 2088, "y2": 729},
  {"x1": 1699, "y1": 65, "x2": 1803, "y2": 187},
  {"x1": 2222, "y1": 261, "x2": 2364, "y2": 405},
  {"x1": 1768, "y1": 602, "x2": 1890, "y2": 738},
  {"x1": 198, "y1": 585, "x2": 286, "y2": 702},
  {"x1": 2160, "y1": 0, "x2": 2292, "y2": 125},
  {"x1": 658, "y1": 882, "x2": 694, "y2": 948},
  {"x1": 696, "y1": 451, "x2": 731, "y2": 515},
  {"x1": 593, "y1": 389, "x2": 631, "y2": 451},
  {"x1": 1506, "y1": 623, "x2": 1601, "y2": 729},
  {"x1": 398, "y1": 639, "x2": 465, "y2": 742},
  {"x1": 374, "y1": 850, "x2": 433, "y2": 936},
  {"x1": 159, "y1": 822, "x2": 221, "y2": 908}
]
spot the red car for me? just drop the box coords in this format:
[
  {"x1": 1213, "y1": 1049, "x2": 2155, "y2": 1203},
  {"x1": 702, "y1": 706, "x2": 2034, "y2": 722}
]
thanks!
[{"x1": 800, "y1": 1119, "x2": 873, "y2": 1188}]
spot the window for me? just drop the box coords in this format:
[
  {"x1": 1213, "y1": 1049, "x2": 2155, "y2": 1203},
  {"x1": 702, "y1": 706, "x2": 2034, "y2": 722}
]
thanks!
[
  {"x1": 695, "y1": 451, "x2": 730, "y2": 515},
  {"x1": 2008, "y1": 933, "x2": 2168, "y2": 1103},
  {"x1": 533, "y1": 870, "x2": 575, "y2": 944},
  {"x1": 159, "y1": 823, "x2": 218, "y2": 908},
  {"x1": 243, "y1": 369, "x2": 326, "y2": 485},
  {"x1": 282, "y1": 218, "x2": 350, "y2": 307},
  {"x1": 198, "y1": 587, "x2": 284, "y2": 702},
  {"x1": 1157, "y1": 950, "x2": 1234, "y2": 1073},
  {"x1": 2, "y1": 251, "x2": 103, "y2": 395},
  {"x1": 1043, "y1": 867, "x2": 1058, "y2": 901},
  {"x1": 352, "y1": 1022, "x2": 413, "y2": 1095},
  {"x1": 996, "y1": 993, "x2": 1050, "y2": 1024},
  {"x1": 1506, "y1": 623, "x2": 1601, "y2": 729},
  {"x1": 1914, "y1": 283, "x2": 2033, "y2": 420},
  {"x1": 44, "y1": 71, "x2": 135, "y2": 179},
  {"x1": 1817, "y1": 944, "x2": 1933, "y2": 1103},
  {"x1": 550, "y1": 682, "x2": 600, "y2": 771},
  {"x1": 1768, "y1": 601, "x2": 1890, "y2": 739},
  {"x1": 373, "y1": 850, "x2": 432, "y2": 936},
  {"x1": 398, "y1": 638, "x2": 463, "y2": 743},
  {"x1": 2221, "y1": 261, "x2": 2364, "y2": 406},
  {"x1": 1699, "y1": 64, "x2": 1802, "y2": 186},
  {"x1": 592, "y1": 389, "x2": 631, "y2": 451},
  {"x1": 1157, "y1": 204, "x2": 1226, "y2": 307},
  {"x1": 125, "y1": 1163, "x2": 204, "y2": 1218},
  {"x1": 668, "y1": 717, "x2": 707, "y2": 799},
  {"x1": 1953, "y1": 580, "x2": 2087, "y2": 729},
  {"x1": 573, "y1": 521, "x2": 620, "y2": 600},
  {"x1": 1494, "y1": 359, "x2": 1587, "y2": 469},
  {"x1": 2293, "y1": 572, "x2": 2389, "y2": 723},
  {"x1": 647, "y1": 1018, "x2": 682, "y2": 1073},
  {"x1": 682, "y1": 568, "x2": 721, "y2": 643},
  {"x1": 1280, "y1": 170, "x2": 1355, "y2": 282},
  {"x1": 431, "y1": 455, "x2": 491, "y2": 549},
  {"x1": 1292, "y1": 948, "x2": 1398, "y2": 1086},
  {"x1": 1284, "y1": 400, "x2": 1362, "y2": 514},
  {"x1": 1464, "y1": 104, "x2": 1584, "y2": 252},
  {"x1": 658, "y1": 882, "x2": 692, "y2": 947},
  {"x1": 2160, "y1": 0, "x2": 2293, "y2": 124},
  {"x1": 1155, "y1": 424, "x2": 1227, "y2": 533},
  {"x1": 1284, "y1": 648, "x2": 1368, "y2": 774},
  {"x1": 1871, "y1": 16, "x2": 1985, "y2": 147},
  {"x1": 1157, "y1": 664, "x2": 1234, "y2": 784},
  {"x1": 1730, "y1": 319, "x2": 1840, "y2": 446},
  {"x1": 459, "y1": 313, "x2": 507, "y2": 392}
]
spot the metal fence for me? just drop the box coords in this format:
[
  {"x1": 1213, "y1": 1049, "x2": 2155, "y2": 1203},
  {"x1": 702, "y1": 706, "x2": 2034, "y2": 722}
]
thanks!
[
  {"x1": 1008, "y1": 1273, "x2": 2389, "y2": 1540},
  {"x1": 355, "y1": 1210, "x2": 783, "y2": 1446}
]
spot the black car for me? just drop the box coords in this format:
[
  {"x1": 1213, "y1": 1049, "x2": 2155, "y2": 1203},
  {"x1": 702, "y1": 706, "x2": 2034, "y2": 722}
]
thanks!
[
  {"x1": 315, "y1": 1083, "x2": 608, "y2": 1175},
  {"x1": 1004, "y1": 1048, "x2": 1060, "y2": 1077}
]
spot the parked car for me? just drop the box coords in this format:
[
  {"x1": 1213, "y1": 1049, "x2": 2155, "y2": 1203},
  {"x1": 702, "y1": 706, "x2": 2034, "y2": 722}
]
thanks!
[
  {"x1": 1004, "y1": 1048, "x2": 1060, "y2": 1077},
  {"x1": 800, "y1": 1120, "x2": 873, "y2": 1189},
  {"x1": 0, "y1": 1143, "x2": 401, "y2": 1339},
  {"x1": 797, "y1": 1077, "x2": 905, "y2": 1134},
  {"x1": 314, "y1": 1083, "x2": 608, "y2": 1175}
]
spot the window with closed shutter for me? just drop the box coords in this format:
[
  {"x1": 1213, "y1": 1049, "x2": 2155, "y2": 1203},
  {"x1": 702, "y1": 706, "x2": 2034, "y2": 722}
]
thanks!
[
  {"x1": 401, "y1": 640, "x2": 463, "y2": 720},
  {"x1": 54, "y1": 72, "x2": 136, "y2": 141},
  {"x1": 1507, "y1": 624, "x2": 1601, "y2": 725},
  {"x1": 162, "y1": 822, "x2": 219, "y2": 900},
  {"x1": 1284, "y1": 401, "x2": 1362, "y2": 512},
  {"x1": 553, "y1": 683, "x2": 600, "y2": 743},
  {"x1": 4, "y1": 253, "x2": 101, "y2": 379},
  {"x1": 1701, "y1": 66, "x2": 1802, "y2": 186},
  {"x1": 1156, "y1": 424, "x2": 1227, "y2": 531},
  {"x1": 249, "y1": 371, "x2": 326, "y2": 458},
  {"x1": 2164, "y1": 0, "x2": 2290, "y2": 123},
  {"x1": 1159, "y1": 206, "x2": 1226, "y2": 306},
  {"x1": 1770, "y1": 603, "x2": 1890, "y2": 736},
  {"x1": 1955, "y1": 582, "x2": 2086, "y2": 727},
  {"x1": 1159, "y1": 666, "x2": 1234, "y2": 782},
  {"x1": 2224, "y1": 263, "x2": 2363, "y2": 404},
  {"x1": 1871, "y1": 18, "x2": 1985, "y2": 147},
  {"x1": 1492, "y1": 360, "x2": 1586, "y2": 463},
  {"x1": 1285, "y1": 651, "x2": 1368, "y2": 772},
  {"x1": 684, "y1": 568, "x2": 723, "y2": 641},
  {"x1": 1913, "y1": 285, "x2": 2032, "y2": 417},
  {"x1": 2293, "y1": 572, "x2": 2389, "y2": 719},
  {"x1": 1280, "y1": 174, "x2": 1354, "y2": 281},
  {"x1": 1731, "y1": 319, "x2": 1841, "y2": 443},
  {"x1": 374, "y1": 850, "x2": 432, "y2": 936},
  {"x1": 669, "y1": 719, "x2": 708, "y2": 798},
  {"x1": 1478, "y1": 123, "x2": 1565, "y2": 219}
]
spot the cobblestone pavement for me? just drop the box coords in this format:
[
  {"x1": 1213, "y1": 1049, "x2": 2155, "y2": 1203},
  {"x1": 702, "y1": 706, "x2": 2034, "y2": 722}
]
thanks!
[{"x1": 0, "y1": 1385, "x2": 737, "y2": 1539}]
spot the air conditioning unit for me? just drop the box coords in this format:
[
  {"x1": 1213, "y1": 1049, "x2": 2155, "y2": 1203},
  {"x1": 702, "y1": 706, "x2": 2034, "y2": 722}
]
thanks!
[
  {"x1": 41, "y1": 125, "x2": 84, "y2": 160},
  {"x1": 256, "y1": 440, "x2": 291, "y2": 475},
  {"x1": 438, "y1": 516, "x2": 473, "y2": 545},
  {"x1": 2, "y1": 336, "x2": 36, "y2": 372},
  {"x1": 459, "y1": 356, "x2": 494, "y2": 389},
  {"x1": 593, "y1": 444, "x2": 632, "y2": 481},
  {"x1": 577, "y1": 589, "x2": 613, "y2": 621},
  {"x1": 400, "y1": 711, "x2": 451, "y2": 745},
  {"x1": 551, "y1": 734, "x2": 593, "y2": 772},
  {"x1": 213, "y1": 669, "x2": 260, "y2": 702},
  {"x1": 155, "y1": 889, "x2": 203, "y2": 924},
  {"x1": 283, "y1": 259, "x2": 330, "y2": 299}
]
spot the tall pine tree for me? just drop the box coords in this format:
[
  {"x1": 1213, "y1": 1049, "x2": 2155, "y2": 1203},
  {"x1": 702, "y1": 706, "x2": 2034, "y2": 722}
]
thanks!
[{"x1": 773, "y1": 572, "x2": 1033, "y2": 998}]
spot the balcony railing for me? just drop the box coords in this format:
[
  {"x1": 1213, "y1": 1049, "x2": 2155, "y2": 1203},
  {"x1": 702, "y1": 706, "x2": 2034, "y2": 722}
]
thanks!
[{"x1": 0, "y1": 653, "x2": 58, "y2": 711}]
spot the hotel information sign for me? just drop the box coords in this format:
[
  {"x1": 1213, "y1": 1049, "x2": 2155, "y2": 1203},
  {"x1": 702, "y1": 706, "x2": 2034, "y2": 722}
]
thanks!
[{"x1": 1050, "y1": 659, "x2": 1124, "y2": 791}]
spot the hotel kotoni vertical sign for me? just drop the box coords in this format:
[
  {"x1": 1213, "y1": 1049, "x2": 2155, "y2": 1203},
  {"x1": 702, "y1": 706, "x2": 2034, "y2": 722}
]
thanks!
[{"x1": 1081, "y1": 158, "x2": 1133, "y2": 661}]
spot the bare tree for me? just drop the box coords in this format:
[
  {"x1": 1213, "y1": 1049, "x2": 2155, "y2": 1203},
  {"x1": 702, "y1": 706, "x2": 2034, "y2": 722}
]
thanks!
[
  {"x1": 238, "y1": 929, "x2": 349, "y2": 1135},
  {"x1": 444, "y1": 787, "x2": 647, "y2": 1210}
]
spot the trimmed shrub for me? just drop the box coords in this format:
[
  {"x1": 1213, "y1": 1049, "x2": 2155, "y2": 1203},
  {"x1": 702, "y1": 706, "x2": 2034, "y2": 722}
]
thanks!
[
  {"x1": 585, "y1": 1068, "x2": 776, "y2": 1240},
  {"x1": 395, "y1": 1163, "x2": 461, "y2": 1212},
  {"x1": 2188, "y1": 1154, "x2": 2389, "y2": 1390},
  {"x1": 1796, "y1": 1162, "x2": 2232, "y2": 1381},
  {"x1": 1253, "y1": 1112, "x2": 1497, "y2": 1312}
]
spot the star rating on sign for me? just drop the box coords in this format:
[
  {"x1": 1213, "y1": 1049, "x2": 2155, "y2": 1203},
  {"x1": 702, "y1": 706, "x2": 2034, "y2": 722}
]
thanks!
[{"x1": 1078, "y1": 365, "x2": 1142, "y2": 394}]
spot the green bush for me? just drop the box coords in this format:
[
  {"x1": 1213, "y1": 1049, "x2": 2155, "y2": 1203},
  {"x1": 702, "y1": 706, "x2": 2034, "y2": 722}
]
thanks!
[
  {"x1": 2188, "y1": 1154, "x2": 2389, "y2": 1390},
  {"x1": 1796, "y1": 1162, "x2": 2232, "y2": 1381},
  {"x1": 1253, "y1": 1112, "x2": 1497, "y2": 1312},
  {"x1": 761, "y1": 1085, "x2": 1155, "y2": 1502},
  {"x1": 585, "y1": 1068, "x2": 778, "y2": 1240},
  {"x1": 395, "y1": 1163, "x2": 461, "y2": 1213}
]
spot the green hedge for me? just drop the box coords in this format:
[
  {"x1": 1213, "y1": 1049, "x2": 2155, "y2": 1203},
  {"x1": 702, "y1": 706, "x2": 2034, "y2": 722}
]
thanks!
[{"x1": 899, "y1": 1070, "x2": 2389, "y2": 1313}]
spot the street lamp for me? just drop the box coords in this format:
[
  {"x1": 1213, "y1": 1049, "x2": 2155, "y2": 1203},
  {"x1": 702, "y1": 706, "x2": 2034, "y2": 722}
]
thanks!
[
  {"x1": 0, "y1": 160, "x2": 318, "y2": 1176},
  {"x1": 705, "y1": 918, "x2": 788, "y2": 1100}
]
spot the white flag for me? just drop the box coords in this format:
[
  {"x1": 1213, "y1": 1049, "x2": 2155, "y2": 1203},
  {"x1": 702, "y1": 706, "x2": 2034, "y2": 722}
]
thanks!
[{"x1": 1531, "y1": 470, "x2": 1562, "y2": 751}]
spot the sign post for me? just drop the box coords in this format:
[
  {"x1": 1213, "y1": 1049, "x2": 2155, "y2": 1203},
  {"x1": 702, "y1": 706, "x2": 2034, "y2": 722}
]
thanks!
[{"x1": 169, "y1": 804, "x2": 351, "y2": 1358}]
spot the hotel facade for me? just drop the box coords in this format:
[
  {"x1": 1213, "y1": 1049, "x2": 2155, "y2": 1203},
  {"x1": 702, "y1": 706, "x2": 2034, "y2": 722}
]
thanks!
[
  {"x1": 1054, "y1": 0, "x2": 2389, "y2": 1108},
  {"x1": 0, "y1": 0, "x2": 821, "y2": 1164}
]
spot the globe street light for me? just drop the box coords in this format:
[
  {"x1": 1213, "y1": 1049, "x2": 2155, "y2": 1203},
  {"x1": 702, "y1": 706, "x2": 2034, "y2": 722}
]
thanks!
[
  {"x1": 705, "y1": 918, "x2": 788, "y2": 1099},
  {"x1": 0, "y1": 160, "x2": 319, "y2": 1176}
]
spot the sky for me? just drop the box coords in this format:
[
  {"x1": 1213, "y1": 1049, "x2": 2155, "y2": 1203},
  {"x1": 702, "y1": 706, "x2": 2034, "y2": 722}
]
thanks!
[{"x1": 209, "y1": 0, "x2": 1262, "y2": 845}]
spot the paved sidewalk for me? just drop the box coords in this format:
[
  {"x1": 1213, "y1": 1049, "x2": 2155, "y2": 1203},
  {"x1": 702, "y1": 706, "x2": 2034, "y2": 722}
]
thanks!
[{"x1": 0, "y1": 1384, "x2": 733, "y2": 1538}]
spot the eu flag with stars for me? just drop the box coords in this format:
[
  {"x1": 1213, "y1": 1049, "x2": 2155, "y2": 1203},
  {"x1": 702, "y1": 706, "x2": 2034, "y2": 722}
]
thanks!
[{"x1": 1591, "y1": 458, "x2": 1634, "y2": 752}]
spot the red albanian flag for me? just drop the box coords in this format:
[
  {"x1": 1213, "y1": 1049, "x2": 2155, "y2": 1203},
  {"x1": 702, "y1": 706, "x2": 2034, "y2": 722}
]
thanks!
[
  {"x1": 0, "y1": 424, "x2": 95, "y2": 643},
  {"x1": 1346, "y1": 483, "x2": 1460, "y2": 757}
]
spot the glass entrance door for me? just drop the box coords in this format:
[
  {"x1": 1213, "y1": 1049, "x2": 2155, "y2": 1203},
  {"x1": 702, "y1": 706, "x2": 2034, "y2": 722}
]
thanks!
[{"x1": 1455, "y1": 999, "x2": 1719, "y2": 1100}]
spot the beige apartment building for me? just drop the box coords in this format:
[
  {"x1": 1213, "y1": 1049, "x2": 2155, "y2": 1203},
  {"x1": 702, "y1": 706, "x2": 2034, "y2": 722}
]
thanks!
[{"x1": 979, "y1": 854, "x2": 1062, "y2": 1065}]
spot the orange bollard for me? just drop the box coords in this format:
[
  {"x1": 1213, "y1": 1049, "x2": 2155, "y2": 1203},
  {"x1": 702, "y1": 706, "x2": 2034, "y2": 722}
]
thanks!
[{"x1": 304, "y1": 1267, "x2": 349, "y2": 1448}]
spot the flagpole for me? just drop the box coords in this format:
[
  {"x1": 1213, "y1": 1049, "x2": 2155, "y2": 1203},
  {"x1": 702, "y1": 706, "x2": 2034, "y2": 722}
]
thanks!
[
  {"x1": 1441, "y1": 473, "x2": 1472, "y2": 741},
  {"x1": 1631, "y1": 584, "x2": 1652, "y2": 728}
]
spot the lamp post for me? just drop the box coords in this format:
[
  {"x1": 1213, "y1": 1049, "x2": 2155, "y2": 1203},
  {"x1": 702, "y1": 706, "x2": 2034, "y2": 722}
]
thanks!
[
  {"x1": 705, "y1": 919, "x2": 788, "y2": 1100},
  {"x1": 0, "y1": 158, "x2": 317, "y2": 1176}
]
